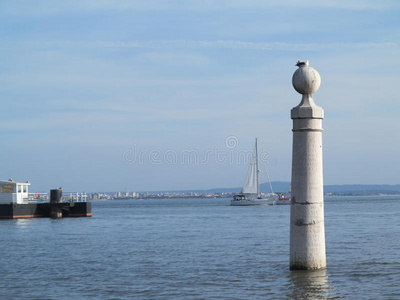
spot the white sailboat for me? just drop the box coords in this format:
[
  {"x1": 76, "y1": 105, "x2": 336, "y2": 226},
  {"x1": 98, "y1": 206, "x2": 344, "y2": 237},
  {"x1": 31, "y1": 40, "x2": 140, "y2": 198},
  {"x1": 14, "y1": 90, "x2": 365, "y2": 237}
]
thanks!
[{"x1": 230, "y1": 138, "x2": 276, "y2": 206}]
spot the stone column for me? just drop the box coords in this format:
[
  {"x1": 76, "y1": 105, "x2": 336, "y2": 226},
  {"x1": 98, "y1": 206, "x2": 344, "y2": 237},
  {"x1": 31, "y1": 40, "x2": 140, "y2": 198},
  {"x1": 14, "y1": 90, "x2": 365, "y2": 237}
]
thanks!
[{"x1": 290, "y1": 61, "x2": 326, "y2": 270}]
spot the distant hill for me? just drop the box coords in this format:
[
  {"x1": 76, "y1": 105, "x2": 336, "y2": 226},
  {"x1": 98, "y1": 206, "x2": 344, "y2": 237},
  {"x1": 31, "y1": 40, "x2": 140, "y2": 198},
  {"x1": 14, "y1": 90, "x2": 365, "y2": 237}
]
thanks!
[
  {"x1": 261, "y1": 182, "x2": 400, "y2": 195},
  {"x1": 256, "y1": 182, "x2": 400, "y2": 195},
  {"x1": 323, "y1": 184, "x2": 400, "y2": 195}
]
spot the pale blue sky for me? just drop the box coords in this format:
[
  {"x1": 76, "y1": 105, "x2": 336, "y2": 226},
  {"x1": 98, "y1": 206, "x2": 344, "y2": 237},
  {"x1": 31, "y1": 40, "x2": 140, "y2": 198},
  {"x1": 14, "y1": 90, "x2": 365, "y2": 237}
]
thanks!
[{"x1": 1, "y1": 0, "x2": 399, "y2": 192}]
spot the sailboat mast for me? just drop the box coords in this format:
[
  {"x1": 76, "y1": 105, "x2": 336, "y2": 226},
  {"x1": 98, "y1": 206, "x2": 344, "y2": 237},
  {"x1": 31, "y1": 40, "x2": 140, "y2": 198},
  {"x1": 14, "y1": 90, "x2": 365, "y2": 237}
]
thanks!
[{"x1": 255, "y1": 138, "x2": 259, "y2": 196}]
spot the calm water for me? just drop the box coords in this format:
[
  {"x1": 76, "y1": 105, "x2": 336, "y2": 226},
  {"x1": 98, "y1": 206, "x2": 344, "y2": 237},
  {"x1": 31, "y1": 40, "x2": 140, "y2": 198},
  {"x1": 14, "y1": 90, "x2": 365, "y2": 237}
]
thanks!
[{"x1": 1, "y1": 195, "x2": 399, "y2": 299}]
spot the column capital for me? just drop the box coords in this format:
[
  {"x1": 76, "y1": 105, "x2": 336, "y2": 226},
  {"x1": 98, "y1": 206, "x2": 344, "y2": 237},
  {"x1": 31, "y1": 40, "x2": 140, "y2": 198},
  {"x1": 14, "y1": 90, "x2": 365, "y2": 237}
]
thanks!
[{"x1": 291, "y1": 94, "x2": 324, "y2": 119}]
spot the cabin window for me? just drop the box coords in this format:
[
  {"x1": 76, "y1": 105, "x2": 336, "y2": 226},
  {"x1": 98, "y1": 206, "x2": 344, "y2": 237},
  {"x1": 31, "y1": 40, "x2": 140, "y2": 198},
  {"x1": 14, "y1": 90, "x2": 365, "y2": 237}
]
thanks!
[
  {"x1": 23, "y1": 186, "x2": 27, "y2": 193},
  {"x1": 18, "y1": 185, "x2": 22, "y2": 193},
  {"x1": 1, "y1": 184, "x2": 14, "y2": 193}
]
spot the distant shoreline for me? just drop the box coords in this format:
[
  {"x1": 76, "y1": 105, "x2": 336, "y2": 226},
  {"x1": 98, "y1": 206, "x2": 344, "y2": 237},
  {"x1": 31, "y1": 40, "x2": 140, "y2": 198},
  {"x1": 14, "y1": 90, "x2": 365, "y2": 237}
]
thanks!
[
  {"x1": 89, "y1": 193, "x2": 400, "y2": 201},
  {"x1": 68, "y1": 182, "x2": 400, "y2": 201}
]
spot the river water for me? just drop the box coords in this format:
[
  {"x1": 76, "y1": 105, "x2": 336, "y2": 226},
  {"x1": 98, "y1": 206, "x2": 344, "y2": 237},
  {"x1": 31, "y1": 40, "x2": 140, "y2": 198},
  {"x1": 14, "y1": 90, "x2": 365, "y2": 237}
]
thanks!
[{"x1": 0, "y1": 195, "x2": 399, "y2": 299}]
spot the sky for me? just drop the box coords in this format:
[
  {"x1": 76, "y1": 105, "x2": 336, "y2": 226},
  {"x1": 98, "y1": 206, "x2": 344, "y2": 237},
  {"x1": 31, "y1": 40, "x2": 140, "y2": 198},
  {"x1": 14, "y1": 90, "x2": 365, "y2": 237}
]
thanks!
[{"x1": 1, "y1": 0, "x2": 399, "y2": 192}]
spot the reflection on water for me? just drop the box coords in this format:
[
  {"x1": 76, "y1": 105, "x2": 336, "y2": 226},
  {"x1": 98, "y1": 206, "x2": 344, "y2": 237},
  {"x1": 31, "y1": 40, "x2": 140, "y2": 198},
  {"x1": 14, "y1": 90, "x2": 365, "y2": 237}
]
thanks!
[
  {"x1": 13, "y1": 218, "x2": 44, "y2": 232},
  {"x1": 287, "y1": 268, "x2": 337, "y2": 300},
  {"x1": 14, "y1": 218, "x2": 32, "y2": 228}
]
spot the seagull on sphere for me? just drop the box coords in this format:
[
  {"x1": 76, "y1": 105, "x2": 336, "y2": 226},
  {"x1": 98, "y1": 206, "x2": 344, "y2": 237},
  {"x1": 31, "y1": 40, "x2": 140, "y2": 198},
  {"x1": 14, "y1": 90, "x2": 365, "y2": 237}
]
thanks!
[{"x1": 295, "y1": 60, "x2": 309, "y2": 67}]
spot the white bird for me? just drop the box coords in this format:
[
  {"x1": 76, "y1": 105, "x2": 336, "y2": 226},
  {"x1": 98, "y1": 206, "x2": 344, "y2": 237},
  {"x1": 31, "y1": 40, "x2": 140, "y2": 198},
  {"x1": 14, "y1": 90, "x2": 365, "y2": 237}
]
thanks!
[{"x1": 295, "y1": 60, "x2": 309, "y2": 67}]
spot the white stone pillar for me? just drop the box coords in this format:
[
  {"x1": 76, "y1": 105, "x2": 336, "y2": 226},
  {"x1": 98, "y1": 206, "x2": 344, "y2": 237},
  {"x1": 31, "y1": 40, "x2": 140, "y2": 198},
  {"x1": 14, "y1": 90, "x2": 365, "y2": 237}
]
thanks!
[{"x1": 290, "y1": 61, "x2": 326, "y2": 270}]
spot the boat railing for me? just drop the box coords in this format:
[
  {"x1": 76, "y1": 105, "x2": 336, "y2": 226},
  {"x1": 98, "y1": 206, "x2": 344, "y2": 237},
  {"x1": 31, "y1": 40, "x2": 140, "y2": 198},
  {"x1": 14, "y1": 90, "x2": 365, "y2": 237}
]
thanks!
[
  {"x1": 61, "y1": 192, "x2": 88, "y2": 203},
  {"x1": 26, "y1": 192, "x2": 87, "y2": 203},
  {"x1": 27, "y1": 193, "x2": 48, "y2": 203},
  {"x1": 0, "y1": 191, "x2": 88, "y2": 205}
]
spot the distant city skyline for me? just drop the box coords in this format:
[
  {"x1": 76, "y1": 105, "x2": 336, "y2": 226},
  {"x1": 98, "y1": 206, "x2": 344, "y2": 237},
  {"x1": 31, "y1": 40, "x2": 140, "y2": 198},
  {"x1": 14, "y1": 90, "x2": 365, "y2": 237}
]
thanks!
[{"x1": 1, "y1": 0, "x2": 399, "y2": 192}]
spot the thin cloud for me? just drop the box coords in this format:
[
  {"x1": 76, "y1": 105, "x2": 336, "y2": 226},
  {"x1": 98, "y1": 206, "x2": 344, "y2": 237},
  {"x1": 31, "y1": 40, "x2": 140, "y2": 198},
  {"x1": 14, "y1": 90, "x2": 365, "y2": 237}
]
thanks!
[
  {"x1": 1, "y1": 0, "x2": 399, "y2": 15},
  {"x1": 6, "y1": 40, "x2": 398, "y2": 51}
]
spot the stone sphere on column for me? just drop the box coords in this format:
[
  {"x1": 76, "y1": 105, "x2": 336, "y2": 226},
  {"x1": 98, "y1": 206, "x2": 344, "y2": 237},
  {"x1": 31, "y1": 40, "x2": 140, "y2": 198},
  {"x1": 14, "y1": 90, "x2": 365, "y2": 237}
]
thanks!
[{"x1": 292, "y1": 65, "x2": 321, "y2": 95}]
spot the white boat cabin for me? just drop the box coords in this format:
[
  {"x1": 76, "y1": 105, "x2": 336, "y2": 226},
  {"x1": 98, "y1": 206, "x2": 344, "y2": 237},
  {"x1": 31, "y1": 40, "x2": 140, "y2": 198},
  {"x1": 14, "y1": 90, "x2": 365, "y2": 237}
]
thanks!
[{"x1": 0, "y1": 179, "x2": 31, "y2": 204}]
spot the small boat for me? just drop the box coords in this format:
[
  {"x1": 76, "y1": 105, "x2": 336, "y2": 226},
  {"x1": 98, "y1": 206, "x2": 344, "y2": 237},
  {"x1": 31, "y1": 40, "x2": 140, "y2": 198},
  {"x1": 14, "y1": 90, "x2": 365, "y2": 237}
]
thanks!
[
  {"x1": 276, "y1": 184, "x2": 291, "y2": 205},
  {"x1": 276, "y1": 193, "x2": 291, "y2": 205},
  {"x1": 230, "y1": 138, "x2": 276, "y2": 206}
]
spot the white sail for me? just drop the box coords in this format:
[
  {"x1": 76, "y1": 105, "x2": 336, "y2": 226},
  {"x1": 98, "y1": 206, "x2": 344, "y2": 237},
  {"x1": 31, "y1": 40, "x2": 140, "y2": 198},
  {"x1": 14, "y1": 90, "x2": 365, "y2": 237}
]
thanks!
[
  {"x1": 241, "y1": 144, "x2": 258, "y2": 194},
  {"x1": 231, "y1": 138, "x2": 276, "y2": 206}
]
